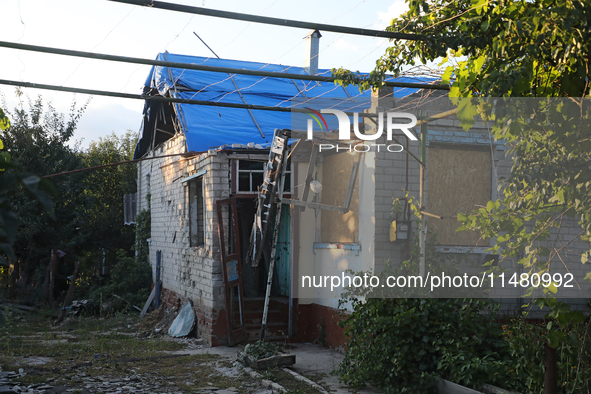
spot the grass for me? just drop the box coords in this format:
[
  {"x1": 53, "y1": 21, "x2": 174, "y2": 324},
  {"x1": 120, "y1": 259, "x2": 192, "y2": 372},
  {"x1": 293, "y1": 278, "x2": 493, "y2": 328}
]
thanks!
[
  {"x1": 260, "y1": 369, "x2": 324, "y2": 394},
  {"x1": 0, "y1": 312, "x2": 262, "y2": 393}
]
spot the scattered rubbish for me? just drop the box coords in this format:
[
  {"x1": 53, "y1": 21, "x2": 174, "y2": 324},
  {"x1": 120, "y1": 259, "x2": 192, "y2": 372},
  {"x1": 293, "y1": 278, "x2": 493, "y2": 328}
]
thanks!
[
  {"x1": 237, "y1": 340, "x2": 294, "y2": 369},
  {"x1": 112, "y1": 294, "x2": 142, "y2": 312},
  {"x1": 138, "y1": 305, "x2": 165, "y2": 332},
  {"x1": 69, "y1": 300, "x2": 90, "y2": 315},
  {"x1": 137, "y1": 304, "x2": 181, "y2": 338},
  {"x1": 168, "y1": 301, "x2": 195, "y2": 338}
]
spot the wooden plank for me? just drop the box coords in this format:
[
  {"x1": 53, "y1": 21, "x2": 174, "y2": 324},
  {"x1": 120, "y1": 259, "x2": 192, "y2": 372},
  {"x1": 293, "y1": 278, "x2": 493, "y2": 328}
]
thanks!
[
  {"x1": 343, "y1": 152, "x2": 362, "y2": 210},
  {"x1": 300, "y1": 143, "x2": 319, "y2": 211},
  {"x1": 282, "y1": 199, "x2": 348, "y2": 213},
  {"x1": 252, "y1": 354, "x2": 296, "y2": 370},
  {"x1": 54, "y1": 261, "x2": 81, "y2": 325},
  {"x1": 140, "y1": 285, "x2": 157, "y2": 317}
]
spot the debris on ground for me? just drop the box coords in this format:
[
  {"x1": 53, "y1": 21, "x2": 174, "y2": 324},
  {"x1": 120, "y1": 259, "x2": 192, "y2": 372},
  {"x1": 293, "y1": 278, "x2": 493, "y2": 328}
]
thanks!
[
  {"x1": 237, "y1": 340, "x2": 293, "y2": 369},
  {"x1": 0, "y1": 366, "x2": 268, "y2": 394},
  {"x1": 69, "y1": 299, "x2": 90, "y2": 315},
  {"x1": 137, "y1": 304, "x2": 182, "y2": 338},
  {"x1": 154, "y1": 306, "x2": 178, "y2": 334},
  {"x1": 137, "y1": 304, "x2": 165, "y2": 332},
  {"x1": 1, "y1": 315, "x2": 276, "y2": 393}
]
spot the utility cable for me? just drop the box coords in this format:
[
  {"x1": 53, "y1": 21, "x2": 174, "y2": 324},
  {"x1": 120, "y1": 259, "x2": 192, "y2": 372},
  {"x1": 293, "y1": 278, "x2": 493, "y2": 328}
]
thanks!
[{"x1": 107, "y1": 0, "x2": 425, "y2": 40}]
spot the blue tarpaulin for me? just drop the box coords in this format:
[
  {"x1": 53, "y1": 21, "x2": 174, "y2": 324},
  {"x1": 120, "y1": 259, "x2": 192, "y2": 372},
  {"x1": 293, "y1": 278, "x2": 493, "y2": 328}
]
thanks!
[{"x1": 134, "y1": 53, "x2": 434, "y2": 159}]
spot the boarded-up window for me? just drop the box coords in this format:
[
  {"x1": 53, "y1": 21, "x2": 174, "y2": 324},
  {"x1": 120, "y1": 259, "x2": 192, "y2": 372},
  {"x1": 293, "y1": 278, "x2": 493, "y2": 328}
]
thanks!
[
  {"x1": 321, "y1": 152, "x2": 359, "y2": 243},
  {"x1": 428, "y1": 146, "x2": 490, "y2": 246}
]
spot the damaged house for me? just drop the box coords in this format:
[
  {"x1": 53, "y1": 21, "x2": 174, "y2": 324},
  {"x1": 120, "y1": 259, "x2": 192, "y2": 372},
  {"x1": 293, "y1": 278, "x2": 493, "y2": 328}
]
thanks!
[{"x1": 133, "y1": 34, "x2": 590, "y2": 347}]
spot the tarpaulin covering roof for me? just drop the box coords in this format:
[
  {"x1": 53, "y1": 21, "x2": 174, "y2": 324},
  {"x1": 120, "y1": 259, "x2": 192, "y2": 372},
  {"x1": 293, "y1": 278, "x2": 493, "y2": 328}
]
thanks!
[{"x1": 134, "y1": 53, "x2": 434, "y2": 159}]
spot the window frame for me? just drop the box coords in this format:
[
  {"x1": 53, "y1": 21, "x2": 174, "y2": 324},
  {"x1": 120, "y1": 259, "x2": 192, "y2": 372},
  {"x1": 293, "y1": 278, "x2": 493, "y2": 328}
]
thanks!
[
  {"x1": 231, "y1": 159, "x2": 292, "y2": 198},
  {"x1": 187, "y1": 174, "x2": 206, "y2": 248}
]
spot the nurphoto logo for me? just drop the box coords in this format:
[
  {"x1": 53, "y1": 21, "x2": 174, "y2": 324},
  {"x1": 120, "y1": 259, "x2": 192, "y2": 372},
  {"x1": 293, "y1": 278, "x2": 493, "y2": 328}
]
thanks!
[{"x1": 305, "y1": 109, "x2": 418, "y2": 152}]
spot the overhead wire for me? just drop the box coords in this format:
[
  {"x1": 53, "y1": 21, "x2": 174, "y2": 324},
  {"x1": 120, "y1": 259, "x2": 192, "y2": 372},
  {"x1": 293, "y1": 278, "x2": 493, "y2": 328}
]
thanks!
[
  {"x1": 107, "y1": 0, "x2": 425, "y2": 40},
  {"x1": 3, "y1": 1, "x2": 446, "y2": 121},
  {"x1": 62, "y1": 6, "x2": 136, "y2": 86}
]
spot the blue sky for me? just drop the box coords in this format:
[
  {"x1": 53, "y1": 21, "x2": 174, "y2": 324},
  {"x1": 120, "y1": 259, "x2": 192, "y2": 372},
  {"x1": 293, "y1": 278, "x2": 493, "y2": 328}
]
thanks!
[{"x1": 1, "y1": 0, "x2": 409, "y2": 148}]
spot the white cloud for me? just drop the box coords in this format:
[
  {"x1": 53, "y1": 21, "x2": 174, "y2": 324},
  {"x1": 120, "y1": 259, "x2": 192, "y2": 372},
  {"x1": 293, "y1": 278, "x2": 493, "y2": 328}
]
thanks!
[
  {"x1": 75, "y1": 102, "x2": 142, "y2": 149},
  {"x1": 374, "y1": 1, "x2": 409, "y2": 30},
  {"x1": 333, "y1": 38, "x2": 360, "y2": 52}
]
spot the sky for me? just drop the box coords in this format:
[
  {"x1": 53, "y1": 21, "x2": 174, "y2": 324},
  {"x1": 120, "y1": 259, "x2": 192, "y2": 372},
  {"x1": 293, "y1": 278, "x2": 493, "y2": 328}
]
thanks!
[{"x1": 1, "y1": 0, "x2": 410, "y2": 149}]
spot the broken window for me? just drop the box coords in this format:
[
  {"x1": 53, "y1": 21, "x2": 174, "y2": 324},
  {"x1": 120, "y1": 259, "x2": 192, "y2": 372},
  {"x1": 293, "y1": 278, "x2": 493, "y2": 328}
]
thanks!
[
  {"x1": 235, "y1": 160, "x2": 291, "y2": 193},
  {"x1": 427, "y1": 146, "x2": 491, "y2": 246},
  {"x1": 188, "y1": 176, "x2": 205, "y2": 247}
]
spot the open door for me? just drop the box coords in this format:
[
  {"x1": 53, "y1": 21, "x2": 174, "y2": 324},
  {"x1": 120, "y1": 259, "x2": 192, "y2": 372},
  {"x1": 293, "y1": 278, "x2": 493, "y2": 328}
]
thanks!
[{"x1": 216, "y1": 197, "x2": 246, "y2": 346}]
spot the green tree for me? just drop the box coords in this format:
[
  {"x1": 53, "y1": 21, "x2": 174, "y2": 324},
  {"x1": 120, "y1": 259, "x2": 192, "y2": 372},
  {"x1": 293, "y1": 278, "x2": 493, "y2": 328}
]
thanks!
[
  {"x1": 2, "y1": 98, "x2": 143, "y2": 306},
  {"x1": 2, "y1": 97, "x2": 88, "y2": 298},
  {"x1": 335, "y1": 0, "x2": 590, "y2": 98},
  {"x1": 80, "y1": 130, "x2": 137, "y2": 273},
  {"x1": 333, "y1": 0, "x2": 591, "y2": 296}
]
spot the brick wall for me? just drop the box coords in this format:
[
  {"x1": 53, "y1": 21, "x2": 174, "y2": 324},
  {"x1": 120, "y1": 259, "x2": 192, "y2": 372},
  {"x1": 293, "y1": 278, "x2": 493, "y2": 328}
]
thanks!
[{"x1": 137, "y1": 134, "x2": 232, "y2": 345}]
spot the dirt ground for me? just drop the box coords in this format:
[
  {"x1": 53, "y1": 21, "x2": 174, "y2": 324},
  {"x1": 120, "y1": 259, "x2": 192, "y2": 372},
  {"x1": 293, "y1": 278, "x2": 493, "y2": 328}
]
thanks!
[{"x1": 0, "y1": 311, "x2": 324, "y2": 394}]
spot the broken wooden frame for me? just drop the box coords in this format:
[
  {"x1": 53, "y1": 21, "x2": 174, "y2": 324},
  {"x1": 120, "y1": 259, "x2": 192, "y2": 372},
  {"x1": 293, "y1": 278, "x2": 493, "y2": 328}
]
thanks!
[
  {"x1": 216, "y1": 197, "x2": 246, "y2": 346},
  {"x1": 281, "y1": 130, "x2": 363, "y2": 214}
]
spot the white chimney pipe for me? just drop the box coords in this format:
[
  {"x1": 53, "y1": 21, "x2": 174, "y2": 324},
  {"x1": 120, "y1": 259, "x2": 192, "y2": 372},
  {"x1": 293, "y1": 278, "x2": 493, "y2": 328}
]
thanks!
[{"x1": 304, "y1": 30, "x2": 322, "y2": 75}]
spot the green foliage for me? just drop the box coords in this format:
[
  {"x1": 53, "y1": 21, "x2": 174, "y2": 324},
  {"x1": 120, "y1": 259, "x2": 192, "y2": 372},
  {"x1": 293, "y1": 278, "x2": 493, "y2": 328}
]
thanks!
[
  {"x1": 504, "y1": 317, "x2": 591, "y2": 393},
  {"x1": 80, "y1": 131, "x2": 137, "y2": 272},
  {"x1": 333, "y1": 2, "x2": 591, "y2": 289},
  {"x1": 0, "y1": 108, "x2": 9, "y2": 131},
  {"x1": 237, "y1": 340, "x2": 285, "y2": 366},
  {"x1": 0, "y1": 97, "x2": 144, "y2": 306},
  {"x1": 1, "y1": 97, "x2": 88, "y2": 297},
  {"x1": 88, "y1": 249, "x2": 151, "y2": 308},
  {"x1": 334, "y1": 0, "x2": 590, "y2": 98},
  {"x1": 134, "y1": 207, "x2": 151, "y2": 266},
  {"x1": 0, "y1": 106, "x2": 55, "y2": 267},
  {"x1": 338, "y1": 222, "x2": 512, "y2": 392},
  {"x1": 338, "y1": 297, "x2": 513, "y2": 393}
]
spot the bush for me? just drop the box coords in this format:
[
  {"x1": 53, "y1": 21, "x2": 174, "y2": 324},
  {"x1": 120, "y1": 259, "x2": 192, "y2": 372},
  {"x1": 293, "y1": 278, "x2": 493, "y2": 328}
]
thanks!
[
  {"x1": 504, "y1": 318, "x2": 591, "y2": 393},
  {"x1": 338, "y1": 297, "x2": 513, "y2": 393},
  {"x1": 86, "y1": 249, "x2": 152, "y2": 311}
]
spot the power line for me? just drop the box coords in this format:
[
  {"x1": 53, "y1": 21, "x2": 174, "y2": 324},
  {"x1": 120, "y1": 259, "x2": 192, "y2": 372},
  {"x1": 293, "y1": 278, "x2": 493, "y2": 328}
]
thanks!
[
  {"x1": 0, "y1": 41, "x2": 448, "y2": 91},
  {"x1": 0, "y1": 78, "x2": 375, "y2": 116},
  {"x1": 107, "y1": 0, "x2": 425, "y2": 41},
  {"x1": 43, "y1": 152, "x2": 203, "y2": 178}
]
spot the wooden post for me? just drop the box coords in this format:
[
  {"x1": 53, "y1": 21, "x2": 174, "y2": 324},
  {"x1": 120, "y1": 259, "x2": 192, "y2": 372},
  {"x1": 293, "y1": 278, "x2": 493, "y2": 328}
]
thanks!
[
  {"x1": 155, "y1": 251, "x2": 161, "y2": 308},
  {"x1": 419, "y1": 121, "x2": 427, "y2": 278},
  {"x1": 545, "y1": 342, "x2": 557, "y2": 394},
  {"x1": 49, "y1": 249, "x2": 57, "y2": 307},
  {"x1": 54, "y1": 261, "x2": 80, "y2": 326}
]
